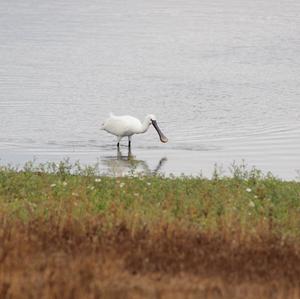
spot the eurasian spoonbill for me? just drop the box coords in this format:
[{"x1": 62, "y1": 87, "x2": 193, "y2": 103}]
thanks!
[{"x1": 101, "y1": 113, "x2": 168, "y2": 147}]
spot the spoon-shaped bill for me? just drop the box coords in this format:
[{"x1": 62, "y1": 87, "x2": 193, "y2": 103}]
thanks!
[{"x1": 151, "y1": 120, "x2": 168, "y2": 143}]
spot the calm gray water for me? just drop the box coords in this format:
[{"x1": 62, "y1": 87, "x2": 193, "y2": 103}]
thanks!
[{"x1": 0, "y1": 0, "x2": 300, "y2": 179}]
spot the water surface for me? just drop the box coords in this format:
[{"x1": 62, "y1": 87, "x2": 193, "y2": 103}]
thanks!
[{"x1": 0, "y1": 0, "x2": 300, "y2": 178}]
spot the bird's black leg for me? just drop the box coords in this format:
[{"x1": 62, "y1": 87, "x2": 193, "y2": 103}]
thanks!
[
  {"x1": 128, "y1": 136, "x2": 131, "y2": 148},
  {"x1": 117, "y1": 137, "x2": 121, "y2": 148}
]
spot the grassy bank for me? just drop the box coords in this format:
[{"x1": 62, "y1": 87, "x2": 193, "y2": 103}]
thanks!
[{"x1": 1, "y1": 162, "x2": 300, "y2": 298}]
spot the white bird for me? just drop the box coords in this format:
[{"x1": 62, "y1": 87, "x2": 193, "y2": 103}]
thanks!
[{"x1": 101, "y1": 113, "x2": 168, "y2": 148}]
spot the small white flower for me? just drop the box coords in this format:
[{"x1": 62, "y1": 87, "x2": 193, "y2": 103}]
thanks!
[
  {"x1": 254, "y1": 195, "x2": 258, "y2": 199},
  {"x1": 146, "y1": 182, "x2": 151, "y2": 186},
  {"x1": 50, "y1": 183, "x2": 56, "y2": 188},
  {"x1": 120, "y1": 182, "x2": 125, "y2": 188},
  {"x1": 95, "y1": 178, "x2": 102, "y2": 182},
  {"x1": 72, "y1": 192, "x2": 79, "y2": 197},
  {"x1": 249, "y1": 200, "x2": 255, "y2": 208},
  {"x1": 62, "y1": 181, "x2": 68, "y2": 186},
  {"x1": 88, "y1": 186, "x2": 95, "y2": 190},
  {"x1": 246, "y1": 188, "x2": 252, "y2": 192}
]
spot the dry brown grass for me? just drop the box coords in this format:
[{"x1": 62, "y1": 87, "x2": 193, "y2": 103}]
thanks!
[{"x1": 1, "y1": 215, "x2": 300, "y2": 299}]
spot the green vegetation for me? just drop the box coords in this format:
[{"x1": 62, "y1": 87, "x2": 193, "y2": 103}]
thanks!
[
  {"x1": 1, "y1": 160, "x2": 300, "y2": 239},
  {"x1": 1, "y1": 161, "x2": 300, "y2": 298}
]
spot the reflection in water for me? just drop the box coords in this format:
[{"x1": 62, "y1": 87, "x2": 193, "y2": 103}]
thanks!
[{"x1": 102, "y1": 148, "x2": 167, "y2": 176}]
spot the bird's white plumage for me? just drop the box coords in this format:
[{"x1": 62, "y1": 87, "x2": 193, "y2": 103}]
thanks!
[{"x1": 102, "y1": 114, "x2": 154, "y2": 137}]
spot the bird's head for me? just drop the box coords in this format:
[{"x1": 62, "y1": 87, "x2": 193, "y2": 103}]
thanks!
[{"x1": 145, "y1": 114, "x2": 156, "y2": 124}]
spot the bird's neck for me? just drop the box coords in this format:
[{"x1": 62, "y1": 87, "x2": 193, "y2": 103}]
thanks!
[{"x1": 140, "y1": 119, "x2": 151, "y2": 133}]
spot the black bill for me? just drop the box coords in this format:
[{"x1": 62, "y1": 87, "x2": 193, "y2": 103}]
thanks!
[{"x1": 151, "y1": 120, "x2": 168, "y2": 143}]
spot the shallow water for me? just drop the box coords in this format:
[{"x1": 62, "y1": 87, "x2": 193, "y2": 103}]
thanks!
[{"x1": 0, "y1": 0, "x2": 300, "y2": 179}]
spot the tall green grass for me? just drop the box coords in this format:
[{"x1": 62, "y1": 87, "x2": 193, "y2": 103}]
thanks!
[{"x1": 0, "y1": 160, "x2": 299, "y2": 239}]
